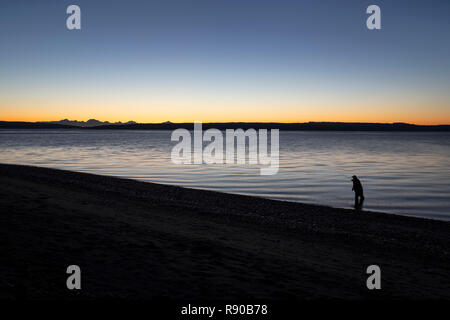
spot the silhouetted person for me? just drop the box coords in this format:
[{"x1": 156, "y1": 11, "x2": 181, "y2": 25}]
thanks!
[{"x1": 352, "y1": 175, "x2": 364, "y2": 209}]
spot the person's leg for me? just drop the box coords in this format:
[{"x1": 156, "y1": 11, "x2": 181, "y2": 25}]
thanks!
[
  {"x1": 354, "y1": 193, "x2": 358, "y2": 208},
  {"x1": 360, "y1": 195, "x2": 365, "y2": 207}
]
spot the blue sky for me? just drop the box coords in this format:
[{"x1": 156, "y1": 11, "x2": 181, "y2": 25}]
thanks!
[{"x1": 1, "y1": 0, "x2": 449, "y2": 123}]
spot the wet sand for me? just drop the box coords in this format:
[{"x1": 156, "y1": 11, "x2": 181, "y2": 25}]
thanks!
[{"x1": 0, "y1": 163, "x2": 449, "y2": 300}]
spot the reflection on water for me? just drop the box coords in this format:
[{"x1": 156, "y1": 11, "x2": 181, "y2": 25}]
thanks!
[{"x1": 1, "y1": 129, "x2": 449, "y2": 220}]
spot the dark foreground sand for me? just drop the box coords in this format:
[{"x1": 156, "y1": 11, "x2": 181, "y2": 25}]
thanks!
[{"x1": 0, "y1": 163, "x2": 449, "y2": 300}]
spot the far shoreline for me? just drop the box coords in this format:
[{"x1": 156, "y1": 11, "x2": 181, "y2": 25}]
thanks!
[{"x1": 1, "y1": 120, "x2": 450, "y2": 131}]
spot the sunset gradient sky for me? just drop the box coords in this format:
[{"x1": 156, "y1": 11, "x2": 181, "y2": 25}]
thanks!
[{"x1": 1, "y1": 0, "x2": 449, "y2": 124}]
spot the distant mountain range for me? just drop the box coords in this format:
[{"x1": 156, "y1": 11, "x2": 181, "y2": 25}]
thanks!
[
  {"x1": 0, "y1": 120, "x2": 449, "y2": 131},
  {"x1": 39, "y1": 119, "x2": 137, "y2": 127}
]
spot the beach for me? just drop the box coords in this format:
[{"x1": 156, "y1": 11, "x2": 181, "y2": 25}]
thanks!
[{"x1": 0, "y1": 163, "x2": 449, "y2": 299}]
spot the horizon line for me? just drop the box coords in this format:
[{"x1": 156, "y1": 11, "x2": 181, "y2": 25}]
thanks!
[{"x1": 1, "y1": 119, "x2": 450, "y2": 126}]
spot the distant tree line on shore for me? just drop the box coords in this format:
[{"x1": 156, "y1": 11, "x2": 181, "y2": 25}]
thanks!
[{"x1": 1, "y1": 121, "x2": 449, "y2": 131}]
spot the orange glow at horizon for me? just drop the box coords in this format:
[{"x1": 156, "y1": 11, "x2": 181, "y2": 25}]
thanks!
[
  {"x1": 2, "y1": 111, "x2": 449, "y2": 126},
  {"x1": 1, "y1": 93, "x2": 449, "y2": 126}
]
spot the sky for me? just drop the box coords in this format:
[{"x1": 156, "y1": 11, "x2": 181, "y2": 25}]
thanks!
[{"x1": 0, "y1": 0, "x2": 449, "y2": 124}]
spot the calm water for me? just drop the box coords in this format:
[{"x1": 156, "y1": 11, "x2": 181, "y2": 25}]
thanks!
[{"x1": 1, "y1": 129, "x2": 449, "y2": 220}]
